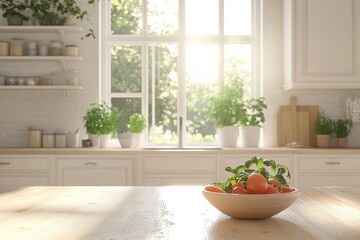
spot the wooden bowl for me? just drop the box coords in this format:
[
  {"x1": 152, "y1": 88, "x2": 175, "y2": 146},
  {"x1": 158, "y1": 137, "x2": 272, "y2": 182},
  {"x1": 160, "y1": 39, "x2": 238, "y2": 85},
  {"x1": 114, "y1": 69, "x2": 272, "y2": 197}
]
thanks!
[{"x1": 203, "y1": 189, "x2": 300, "y2": 219}]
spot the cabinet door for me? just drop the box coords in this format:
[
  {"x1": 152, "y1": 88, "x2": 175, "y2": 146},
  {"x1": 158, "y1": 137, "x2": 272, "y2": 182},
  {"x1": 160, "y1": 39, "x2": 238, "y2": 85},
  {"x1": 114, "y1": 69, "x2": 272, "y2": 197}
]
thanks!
[
  {"x1": 141, "y1": 154, "x2": 217, "y2": 186},
  {"x1": 0, "y1": 156, "x2": 50, "y2": 186},
  {"x1": 295, "y1": 154, "x2": 360, "y2": 187},
  {"x1": 56, "y1": 157, "x2": 134, "y2": 186},
  {"x1": 0, "y1": 175, "x2": 49, "y2": 186},
  {"x1": 283, "y1": 0, "x2": 360, "y2": 89}
]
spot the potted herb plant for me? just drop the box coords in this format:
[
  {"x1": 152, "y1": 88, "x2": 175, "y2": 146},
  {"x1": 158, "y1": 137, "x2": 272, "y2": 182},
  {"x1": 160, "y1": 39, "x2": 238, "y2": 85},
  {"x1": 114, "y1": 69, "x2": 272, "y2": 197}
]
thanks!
[
  {"x1": 315, "y1": 112, "x2": 333, "y2": 148},
  {"x1": 83, "y1": 102, "x2": 122, "y2": 148},
  {"x1": 239, "y1": 97, "x2": 267, "y2": 147},
  {"x1": 208, "y1": 82, "x2": 245, "y2": 148},
  {"x1": 118, "y1": 113, "x2": 147, "y2": 148},
  {"x1": 333, "y1": 118, "x2": 352, "y2": 148},
  {"x1": 29, "y1": 0, "x2": 97, "y2": 38},
  {"x1": 0, "y1": 0, "x2": 30, "y2": 25}
]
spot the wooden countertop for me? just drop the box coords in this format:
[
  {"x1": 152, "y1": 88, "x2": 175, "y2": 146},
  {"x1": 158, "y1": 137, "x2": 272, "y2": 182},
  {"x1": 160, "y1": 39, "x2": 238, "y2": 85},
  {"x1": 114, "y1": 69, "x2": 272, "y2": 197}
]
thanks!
[
  {"x1": 0, "y1": 186, "x2": 359, "y2": 239},
  {"x1": 1, "y1": 147, "x2": 360, "y2": 155}
]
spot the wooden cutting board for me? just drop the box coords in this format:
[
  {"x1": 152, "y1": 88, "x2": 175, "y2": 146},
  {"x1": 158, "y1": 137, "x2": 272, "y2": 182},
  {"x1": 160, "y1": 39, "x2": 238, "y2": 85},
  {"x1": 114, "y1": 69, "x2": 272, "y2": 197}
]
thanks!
[
  {"x1": 278, "y1": 102, "x2": 319, "y2": 147},
  {"x1": 277, "y1": 96, "x2": 311, "y2": 147}
]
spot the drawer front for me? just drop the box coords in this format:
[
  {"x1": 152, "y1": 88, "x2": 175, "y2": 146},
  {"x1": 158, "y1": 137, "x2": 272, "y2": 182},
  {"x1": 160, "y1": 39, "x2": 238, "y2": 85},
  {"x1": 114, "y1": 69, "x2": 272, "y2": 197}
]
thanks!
[
  {"x1": 56, "y1": 157, "x2": 134, "y2": 186},
  {"x1": 142, "y1": 155, "x2": 217, "y2": 173},
  {"x1": 0, "y1": 157, "x2": 49, "y2": 171},
  {"x1": 0, "y1": 175, "x2": 49, "y2": 186},
  {"x1": 298, "y1": 174, "x2": 360, "y2": 187},
  {"x1": 142, "y1": 174, "x2": 217, "y2": 186},
  {"x1": 297, "y1": 155, "x2": 360, "y2": 172}
]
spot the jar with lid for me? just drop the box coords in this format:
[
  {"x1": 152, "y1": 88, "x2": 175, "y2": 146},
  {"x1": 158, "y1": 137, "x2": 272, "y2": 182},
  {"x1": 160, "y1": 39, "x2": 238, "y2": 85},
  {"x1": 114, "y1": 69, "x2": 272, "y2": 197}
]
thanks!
[
  {"x1": 55, "y1": 131, "x2": 67, "y2": 148},
  {"x1": 65, "y1": 45, "x2": 78, "y2": 56},
  {"x1": 38, "y1": 44, "x2": 48, "y2": 56},
  {"x1": 26, "y1": 40, "x2": 37, "y2": 56},
  {"x1": 51, "y1": 71, "x2": 64, "y2": 85},
  {"x1": 0, "y1": 41, "x2": 9, "y2": 56},
  {"x1": 66, "y1": 69, "x2": 79, "y2": 85},
  {"x1": 42, "y1": 131, "x2": 55, "y2": 148},
  {"x1": 49, "y1": 40, "x2": 63, "y2": 56},
  {"x1": 28, "y1": 127, "x2": 42, "y2": 148},
  {"x1": 10, "y1": 38, "x2": 24, "y2": 56}
]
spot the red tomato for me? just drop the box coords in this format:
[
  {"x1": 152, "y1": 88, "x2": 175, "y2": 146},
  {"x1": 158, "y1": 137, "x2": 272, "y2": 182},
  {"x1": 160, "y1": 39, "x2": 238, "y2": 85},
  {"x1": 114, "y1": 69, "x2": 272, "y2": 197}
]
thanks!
[
  {"x1": 232, "y1": 182, "x2": 244, "y2": 189},
  {"x1": 246, "y1": 173, "x2": 268, "y2": 194},
  {"x1": 281, "y1": 187, "x2": 294, "y2": 193},
  {"x1": 265, "y1": 184, "x2": 279, "y2": 194},
  {"x1": 269, "y1": 178, "x2": 281, "y2": 190},
  {"x1": 232, "y1": 186, "x2": 248, "y2": 194},
  {"x1": 204, "y1": 185, "x2": 226, "y2": 193}
]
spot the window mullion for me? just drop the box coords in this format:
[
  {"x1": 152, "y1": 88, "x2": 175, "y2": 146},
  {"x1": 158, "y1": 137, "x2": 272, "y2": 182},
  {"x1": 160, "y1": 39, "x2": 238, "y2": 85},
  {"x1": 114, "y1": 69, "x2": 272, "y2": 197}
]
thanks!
[
  {"x1": 219, "y1": 0, "x2": 225, "y2": 86},
  {"x1": 178, "y1": 0, "x2": 186, "y2": 146}
]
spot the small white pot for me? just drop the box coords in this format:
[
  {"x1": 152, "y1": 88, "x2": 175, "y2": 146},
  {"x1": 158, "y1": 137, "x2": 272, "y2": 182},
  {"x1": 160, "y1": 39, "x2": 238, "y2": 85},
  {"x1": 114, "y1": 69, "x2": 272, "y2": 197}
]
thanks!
[
  {"x1": 239, "y1": 126, "x2": 260, "y2": 147},
  {"x1": 219, "y1": 126, "x2": 239, "y2": 148},
  {"x1": 64, "y1": 15, "x2": 77, "y2": 26},
  {"x1": 89, "y1": 134, "x2": 100, "y2": 148},
  {"x1": 118, "y1": 133, "x2": 142, "y2": 148},
  {"x1": 99, "y1": 134, "x2": 111, "y2": 148}
]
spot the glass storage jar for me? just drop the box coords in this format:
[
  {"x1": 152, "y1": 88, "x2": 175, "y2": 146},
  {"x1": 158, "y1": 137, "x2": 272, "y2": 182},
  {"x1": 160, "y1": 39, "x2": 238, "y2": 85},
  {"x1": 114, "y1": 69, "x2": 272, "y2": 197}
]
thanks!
[
  {"x1": 64, "y1": 45, "x2": 78, "y2": 56},
  {"x1": 42, "y1": 131, "x2": 55, "y2": 148},
  {"x1": 10, "y1": 38, "x2": 24, "y2": 56},
  {"x1": 28, "y1": 127, "x2": 42, "y2": 148},
  {"x1": 55, "y1": 131, "x2": 67, "y2": 148},
  {"x1": 0, "y1": 41, "x2": 9, "y2": 56},
  {"x1": 66, "y1": 69, "x2": 79, "y2": 85},
  {"x1": 49, "y1": 40, "x2": 63, "y2": 56},
  {"x1": 26, "y1": 40, "x2": 37, "y2": 56}
]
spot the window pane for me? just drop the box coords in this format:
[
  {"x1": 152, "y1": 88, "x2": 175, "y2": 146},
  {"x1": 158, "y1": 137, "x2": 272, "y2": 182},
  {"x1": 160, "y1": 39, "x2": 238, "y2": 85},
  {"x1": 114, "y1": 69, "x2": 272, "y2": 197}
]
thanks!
[
  {"x1": 148, "y1": 44, "x2": 178, "y2": 144},
  {"x1": 224, "y1": 0, "x2": 252, "y2": 35},
  {"x1": 111, "y1": 45, "x2": 142, "y2": 93},
  {"x1": 111, "y1": 0, "x2": 142, "y2": 35},
  {"x1": 148, "y1": 0, "x2": 178, "y2": 35},
  {"x1": 186, "y1": 44, "x2": 219, "y2": 144},
  {"x1": 185, "y1": 0, "x2": 219, "y2": 35},
  {"x1": 112, "y1": 98, "x2": 142, "y2": 134},
  {"x1": 224, "y1": 44, "x2": 252, "y2": 97}
]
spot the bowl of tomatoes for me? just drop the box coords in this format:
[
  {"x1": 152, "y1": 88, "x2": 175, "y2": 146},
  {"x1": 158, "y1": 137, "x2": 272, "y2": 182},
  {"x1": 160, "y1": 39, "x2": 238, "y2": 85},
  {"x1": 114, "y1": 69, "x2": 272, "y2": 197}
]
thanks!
[{"x1": 203, "y1": 156, "x2": 300, "y2": 219}]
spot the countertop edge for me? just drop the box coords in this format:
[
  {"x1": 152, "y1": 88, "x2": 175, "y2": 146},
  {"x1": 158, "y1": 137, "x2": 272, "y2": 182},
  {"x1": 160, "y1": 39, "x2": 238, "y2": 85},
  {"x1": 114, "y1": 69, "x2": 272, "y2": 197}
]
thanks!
[{"x1": 1, "y1": 147, "x2": 360, "y2": 155}]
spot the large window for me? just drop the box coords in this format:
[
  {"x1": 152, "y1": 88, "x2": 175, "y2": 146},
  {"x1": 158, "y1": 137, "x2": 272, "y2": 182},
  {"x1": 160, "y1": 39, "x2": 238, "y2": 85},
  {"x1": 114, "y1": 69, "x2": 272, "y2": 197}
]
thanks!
[{"x1": 102, "y1": 0, "x2": 259, "y2": 147}]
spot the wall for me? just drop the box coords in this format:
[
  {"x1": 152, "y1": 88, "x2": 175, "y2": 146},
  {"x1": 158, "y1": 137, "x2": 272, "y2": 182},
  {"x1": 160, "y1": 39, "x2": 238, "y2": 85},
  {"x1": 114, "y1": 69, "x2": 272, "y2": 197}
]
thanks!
[
  {"x1": 0, "y1": 3, "x2": 100, "y2": 147},
  {"x1": 261, "y1": 0, "x2": 360, "y2": 148},
  {"x1": 0, "y1": 1, "x2": 359, "y2": 148}
]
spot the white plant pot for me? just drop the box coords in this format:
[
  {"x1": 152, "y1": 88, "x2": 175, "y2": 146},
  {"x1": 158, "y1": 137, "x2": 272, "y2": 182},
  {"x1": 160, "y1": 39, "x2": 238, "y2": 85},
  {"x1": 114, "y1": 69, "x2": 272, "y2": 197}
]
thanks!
[
  {"x1": 64, "y1": 15, "x2": 77, "y2": 26},
  {"x1": 219, "y1": 126, "x2": 239, "y2": 148},
  {"x1": 239, "y1": 126, "x2": 260, "y2": 147},
  {"x1": 118, "y1": 133, "x2": 142, "y2": 148},
  {"x1": 100, "y1": 134, "x2": 111, "y2": 148},
  {"x1": 89, "y1": 134, "x2": 100, "y2": 148}
]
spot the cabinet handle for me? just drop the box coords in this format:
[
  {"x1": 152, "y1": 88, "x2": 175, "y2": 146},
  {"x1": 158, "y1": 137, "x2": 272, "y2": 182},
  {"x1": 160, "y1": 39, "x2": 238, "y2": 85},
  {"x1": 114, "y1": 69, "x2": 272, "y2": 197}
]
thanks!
[
  {"x1": 325, "y1": 161, "x2": 341, "y2": 165},
  {"x1": 0, "y1": 162, "x2": 10, "y2": 165},
  {"x1": 84, "y1": 162, "x2": 97, "y2": 167}
]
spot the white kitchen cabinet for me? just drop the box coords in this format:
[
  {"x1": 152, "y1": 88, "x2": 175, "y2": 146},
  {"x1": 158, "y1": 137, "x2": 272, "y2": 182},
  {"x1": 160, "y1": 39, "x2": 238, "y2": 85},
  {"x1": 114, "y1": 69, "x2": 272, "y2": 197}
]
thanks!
[
  {"x1": 140, "y1": 154, "x2": 217, "y2": 185},
  {"x1": 295, "y1": 154, "x2": 360, "y2": 187},
  {"x1": 220, "y1": 154, "x2": 295, "y2": 185},
  {"x1": 283, "y1": 0, "x2": 360, "y2": 90},
  {"x1": 55, "y1": 156, "x2": 134, "y2": 186},
  {"x1": 0, "y1": 155, "x2": 50, "y2": 186}
]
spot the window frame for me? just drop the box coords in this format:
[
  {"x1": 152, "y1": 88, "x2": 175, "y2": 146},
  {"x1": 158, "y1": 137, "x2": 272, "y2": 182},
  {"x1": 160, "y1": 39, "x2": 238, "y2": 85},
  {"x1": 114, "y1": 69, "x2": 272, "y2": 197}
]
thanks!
[{"x1": 100, "y1": 0, "x2": 261, "y2": 147}]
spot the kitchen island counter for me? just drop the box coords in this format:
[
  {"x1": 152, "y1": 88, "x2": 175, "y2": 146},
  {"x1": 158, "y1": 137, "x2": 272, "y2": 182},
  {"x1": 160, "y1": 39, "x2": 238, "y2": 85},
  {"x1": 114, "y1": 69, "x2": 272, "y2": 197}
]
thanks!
[{"x1": 0, "y1": 186, "x2": 359, "y2": 239}]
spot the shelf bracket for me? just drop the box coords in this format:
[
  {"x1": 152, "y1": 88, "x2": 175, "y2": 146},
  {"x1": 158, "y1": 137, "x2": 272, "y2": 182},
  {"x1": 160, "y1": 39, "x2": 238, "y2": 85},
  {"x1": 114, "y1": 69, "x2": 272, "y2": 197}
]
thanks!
[
  {"x1": 60, "y1": 59, "x2": 66, "y2": 72},
  {"x1": 58, "y1": 29, "x2": 66, "y2": 42}
]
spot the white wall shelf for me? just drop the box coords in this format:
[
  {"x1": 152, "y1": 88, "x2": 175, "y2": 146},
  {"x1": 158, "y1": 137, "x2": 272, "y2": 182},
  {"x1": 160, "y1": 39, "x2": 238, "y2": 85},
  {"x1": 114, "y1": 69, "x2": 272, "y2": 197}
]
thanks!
[
  {"x1": 0, "y1": 26, "x2": 84, "y2": 41},
  {"x1": 0, "y1": 86, "x2": 83, "y2": 90}
]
